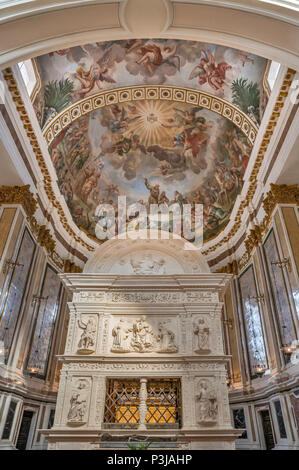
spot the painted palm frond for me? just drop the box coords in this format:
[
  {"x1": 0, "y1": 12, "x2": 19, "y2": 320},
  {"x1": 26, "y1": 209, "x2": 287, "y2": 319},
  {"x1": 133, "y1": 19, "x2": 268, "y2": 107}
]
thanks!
[
  {"x1": 44, "y1": 79, "x2": 74, "y2": 113},
  {"x1": 231, "y1": 78, "x2": 260, "y2": 122}
]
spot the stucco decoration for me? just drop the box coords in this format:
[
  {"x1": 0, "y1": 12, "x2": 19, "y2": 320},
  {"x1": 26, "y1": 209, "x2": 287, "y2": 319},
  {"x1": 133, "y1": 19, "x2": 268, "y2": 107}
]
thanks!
[{"x1": 83, "y1": 230, "x2": 210, "y2": 274}]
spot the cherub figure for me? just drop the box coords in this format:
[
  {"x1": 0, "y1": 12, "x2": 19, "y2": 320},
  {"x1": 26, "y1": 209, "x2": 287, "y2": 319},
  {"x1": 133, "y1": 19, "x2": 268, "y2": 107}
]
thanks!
[{"x1": 75, "y1": 65, "x2": 95, "y2": 97}]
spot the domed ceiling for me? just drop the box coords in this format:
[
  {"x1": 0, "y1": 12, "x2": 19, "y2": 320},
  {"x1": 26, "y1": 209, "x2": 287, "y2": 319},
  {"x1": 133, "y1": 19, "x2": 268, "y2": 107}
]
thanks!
[{"x1": 32, "y1": 39, "x2": 269, "y2": 243}]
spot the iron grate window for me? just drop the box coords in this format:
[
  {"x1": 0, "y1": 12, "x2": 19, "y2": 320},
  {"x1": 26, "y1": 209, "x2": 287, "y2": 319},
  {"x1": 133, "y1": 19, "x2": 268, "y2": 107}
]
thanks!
[
  {"x1": 104, "y1": 380, "x2": 140, "y2": 424},
  {"x1": 104, "y1": 378, "x2": 181, "y2": 427},
  {"x1": 146, "y1": 379, "x2": 181, "y2": 425}
]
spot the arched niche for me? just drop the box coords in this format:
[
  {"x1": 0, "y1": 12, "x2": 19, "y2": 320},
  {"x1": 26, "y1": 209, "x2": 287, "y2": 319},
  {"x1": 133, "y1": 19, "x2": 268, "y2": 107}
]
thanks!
[{"x1": 84, "y1": 230, "x2": 210, "y2": 274}]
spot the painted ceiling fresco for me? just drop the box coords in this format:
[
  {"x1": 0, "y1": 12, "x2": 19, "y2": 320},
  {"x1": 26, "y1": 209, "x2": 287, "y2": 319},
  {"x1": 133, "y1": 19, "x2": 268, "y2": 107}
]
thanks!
[{"x1": 32, "y1": 39, "x2": 269, "y2": 243}]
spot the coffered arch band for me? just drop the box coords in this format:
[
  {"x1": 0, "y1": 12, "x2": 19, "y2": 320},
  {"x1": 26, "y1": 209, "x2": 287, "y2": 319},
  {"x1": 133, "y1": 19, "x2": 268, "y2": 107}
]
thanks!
[{"x1": 43, "y1": 85, "x2": 258, "y2": 148}]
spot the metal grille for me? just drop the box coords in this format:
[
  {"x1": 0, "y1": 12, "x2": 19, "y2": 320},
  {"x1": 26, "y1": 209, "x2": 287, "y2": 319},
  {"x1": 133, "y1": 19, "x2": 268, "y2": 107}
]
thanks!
[
  {"x1": 146, "y1": 379, "x2": 181, "y2": 425},
  {"x1": 104, "y1": 378, "x2": 182, "y2": 426},
  {"x1": 104, "y1": 380, "x2": 140, "y2": 424}
]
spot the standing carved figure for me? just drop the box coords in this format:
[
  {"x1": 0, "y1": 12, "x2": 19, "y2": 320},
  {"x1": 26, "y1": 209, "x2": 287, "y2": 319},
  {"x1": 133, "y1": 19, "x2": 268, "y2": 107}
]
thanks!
[
  {"x1": 77, "y1": 316, "x2": 96, "y2": 353},
  {"x1": 196, "y1": 380, "x2": 218, "y2": 424},
  {"x1": 111, "y1": 319, "x2": 129, "y2": 352},
  {"x1": 193, "y1": 319, "x2": 210, "y2": 353},
  {"x1": 157, "y1": 322, "x2": 178, "y2": 353}
]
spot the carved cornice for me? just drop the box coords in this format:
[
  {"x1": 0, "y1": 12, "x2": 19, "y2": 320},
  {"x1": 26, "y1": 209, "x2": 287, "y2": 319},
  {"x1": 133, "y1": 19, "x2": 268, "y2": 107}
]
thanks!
[
  {"x1": 64, "y1": 260, "x2": 82, "y2": 274},
  {"x1": 0, "y1": 184, "x2": 36, "y2": 217},
  {"x1": 2, "y1": 68, "x2": 94, "y2": 253},
  {"x1": 238, "y1": 183, "x2": 299, "y2": 270},
  {"x1": 216, "y1": 260, "x2": 238, "y2": 276},
  {"x1": 0, "y1": 184, "x2": 81, "y2": 272},
  {"x1": 263, "y1": 183, "x2": 299, "y2": 216},
  {"x1": 202, "y1": 69, "x2": 296, "y2": 255}
]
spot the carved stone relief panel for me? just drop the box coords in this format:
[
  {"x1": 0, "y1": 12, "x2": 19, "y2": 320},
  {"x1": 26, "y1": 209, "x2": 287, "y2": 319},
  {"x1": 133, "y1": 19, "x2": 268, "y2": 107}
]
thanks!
[
  {"x1": 195, "y1": 377, "x2": 218, "y2": 426},
  {"x1": 110, "y1": 250, "x2": 183, "y2": 274},
  {"x1": 95, "y1": 377, "x2": 106, "y2": 425},
  {"x1": 193, "y1": 317, "x2": 211, "y2": 354},
  {"x1": 54, "y1": 370, "x2": 68, "y2": 426},
  {"x1": 66, "y1": 377, "x2": 91, "y2": 426},
  {"x1": 219, "y1": 372, "x2": 231, "y2": 426},
  {"x1": 76, "y1": 314, "x2": 98, "y2": 355},
  {"x1": 181, "y1": 375, "x2": 196, "y2": 427},
  {"x1": 65, "y1": 310, "x2": 77, "y2": 355},
  {"x1": 101, "y1": 315, "x2": 110, "y2": 354},
  {"x1": 109, "y1": 315, "x2": 179, "y2": 354}
]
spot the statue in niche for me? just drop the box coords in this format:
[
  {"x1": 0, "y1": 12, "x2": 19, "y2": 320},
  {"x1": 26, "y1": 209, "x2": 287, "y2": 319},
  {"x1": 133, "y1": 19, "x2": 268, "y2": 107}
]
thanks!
[
  {"x1": 129, "y1": 316, "x2": 156, "y2": 352},
  {"x1": 130, "y1": 252, "x2": 166, "y2": 274},
  {"x1": 196, "y1": 379, "x2": 218, "y2": 424},
  {"x1": 77, "y1": 316, "x2": 97, "y2": 354},
  {"x1": 157, "y1": 322, "x2": 178, "y2": 353},
  {"x1": 111, "y1": 319, "x2": 130, "y2": 352},
  {"x1": 193, "y1": 319, "x2": 210, "y2": 353},
  {"x1": 67, "y1": 392, "x2": 87, "y2": 423}
]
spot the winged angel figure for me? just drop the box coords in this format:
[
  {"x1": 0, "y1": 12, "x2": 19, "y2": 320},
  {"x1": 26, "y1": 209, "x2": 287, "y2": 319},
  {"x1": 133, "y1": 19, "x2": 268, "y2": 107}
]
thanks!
[
  {"x1": 189, "y1": 49, "x2": 232, "y2": 91},
  {"x1": 134, "y1": 42, "x2": 181, "y2": 75},
  {"x1": 75, "y1": 48, "x2": 116, "y2": 98}
]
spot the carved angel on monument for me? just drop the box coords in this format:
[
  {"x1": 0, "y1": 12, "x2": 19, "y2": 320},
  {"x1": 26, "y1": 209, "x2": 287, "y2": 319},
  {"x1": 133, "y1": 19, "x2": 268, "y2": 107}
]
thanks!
[
  {"x1": 77, "y1": 316, "x2": 96, "y2": 354},
  {"x1": 157, "y1": 322, "x2": 178, "y2": 353},
  {"x1": 196, "y1": 379, "x2": 218, "y2": 424},
  {"x1": 193, "y1": 319, "x2": 210, "y2": 353}
]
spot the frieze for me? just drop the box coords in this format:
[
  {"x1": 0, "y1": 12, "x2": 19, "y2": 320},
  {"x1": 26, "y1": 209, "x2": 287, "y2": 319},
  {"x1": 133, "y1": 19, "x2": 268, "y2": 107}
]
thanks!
[
  {"x1": 75, "y1": 291, "x2": 218, "y2": 304},
  {"x1": 62, "y1": 362, "x2": 226, "y2": 372}
]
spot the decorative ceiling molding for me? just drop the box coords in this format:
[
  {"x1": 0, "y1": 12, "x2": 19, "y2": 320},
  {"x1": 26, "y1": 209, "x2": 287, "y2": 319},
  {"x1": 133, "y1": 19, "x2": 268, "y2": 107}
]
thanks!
[
  {"x1": 216, "y1": 259, "x2": 239, "y2": 275},
  {"x1": 0, "y1": 184, "x2": 83, "y2": 272},
  {"x1": 215, "y1": 183, "x2": 299, "y2": 274},
  {"x1": 0, "y1": 184, "x2": 62, "y2": 269},
  {"x1": 238, "y1": 183, "x2": 299, "y2": 270},
  {"x1": 2, "y1": 67, "x2": 95, "y2": 252},
  {"x1": 2, "y1": 66, "x2": 296, "y2": 260},
  {"x1": 0, "y1": 1, "x2": 298, "y2": 69},
  {"x1": 202, "y1": 68, "x2": 296, "y2": 256},
  {"x1": 43, "y1": 85, "x2": 258, "y2": 148}
]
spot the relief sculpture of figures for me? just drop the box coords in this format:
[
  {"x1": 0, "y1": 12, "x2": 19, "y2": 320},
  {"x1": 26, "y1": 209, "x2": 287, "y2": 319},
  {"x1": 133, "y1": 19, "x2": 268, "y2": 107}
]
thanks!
[
  {"x1": 67, "y1": 392, "x2": 87, "y2": 424},
  {"x1": 130, "y1": 252, "x2": 166, "y2": 275},
  {"x1": 110, "y1": 316, "x2": 179, "y2": 354},
  {"x1": 77, "y1": 316, "x2": 97, "y2": 354},
  {"x1": 157, "y1": 322, "x2": 178, "y2": 353},
  {"x1": 111, "y1": 319, "x2": 130, "y2": 352},
  {"x1": 196, "y1": 379, "x2": 218, "y2": 425},
  {"x1": 129, "y1": 316, "x2": 156, "y2": 352},
  {"x1": 67, "y1": 380, "x2": 89, "y2": 425},
  {"x1": 193, "y1": 319, "x2": 210, "y2": 353}
]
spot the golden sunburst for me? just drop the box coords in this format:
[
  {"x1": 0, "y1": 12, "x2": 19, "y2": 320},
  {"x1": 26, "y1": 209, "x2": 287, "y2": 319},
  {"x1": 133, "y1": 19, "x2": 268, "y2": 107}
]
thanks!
[{"x1": 123, "y1": 100, "x2": 177, "y2": 147}]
